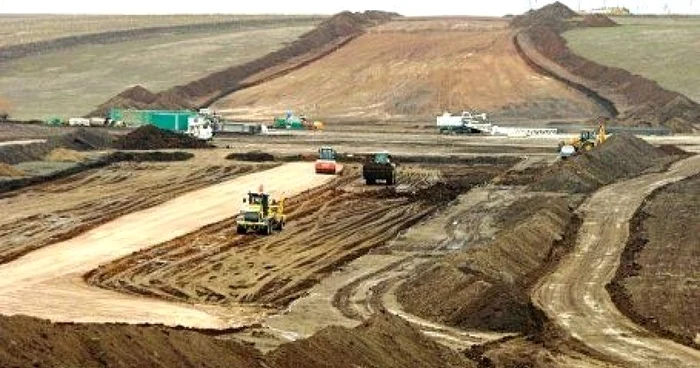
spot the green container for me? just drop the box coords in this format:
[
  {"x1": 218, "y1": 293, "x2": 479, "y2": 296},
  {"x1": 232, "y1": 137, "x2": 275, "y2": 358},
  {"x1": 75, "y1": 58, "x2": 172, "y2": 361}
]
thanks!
[{"x1": 109, "y1": 109, "x2": 196, "y2": 131}]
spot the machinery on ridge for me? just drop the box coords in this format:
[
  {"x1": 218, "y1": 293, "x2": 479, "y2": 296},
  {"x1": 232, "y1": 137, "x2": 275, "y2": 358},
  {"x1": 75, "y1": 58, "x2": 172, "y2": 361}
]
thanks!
[{"x1": 559, "y1": 123, "x2": 608, "y2": 159}]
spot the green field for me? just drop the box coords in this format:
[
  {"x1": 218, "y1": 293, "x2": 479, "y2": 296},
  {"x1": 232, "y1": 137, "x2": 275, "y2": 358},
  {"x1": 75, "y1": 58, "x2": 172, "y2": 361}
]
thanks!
[
  {"x1": 0, "y1": 14, "x2": 317, "y2": 48},
  {"x1": 0, "y1": 16, "x2": 320, "y2": 120},
  {"x1": 564, "y1": 17, "x2": 700, "y2": 103}
]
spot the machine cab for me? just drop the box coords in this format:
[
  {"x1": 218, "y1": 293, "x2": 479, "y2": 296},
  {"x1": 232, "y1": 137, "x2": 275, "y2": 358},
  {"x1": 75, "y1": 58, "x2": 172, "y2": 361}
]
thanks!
[
  {"x1": 372, "y1": 152, "x2": 391, "y2": 164},
  {"x1": 318, "y1": 146, "x2": 336, "y2": 160}
]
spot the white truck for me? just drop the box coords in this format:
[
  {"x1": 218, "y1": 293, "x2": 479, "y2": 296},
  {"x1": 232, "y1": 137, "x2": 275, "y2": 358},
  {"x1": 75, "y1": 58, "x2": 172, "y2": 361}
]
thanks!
[
  {"x1": 186, "y1": 116, "x2": 213, "y2": 140},
  {"x1": 436, "y1": 111, "x2": 492, "y2": 134}
]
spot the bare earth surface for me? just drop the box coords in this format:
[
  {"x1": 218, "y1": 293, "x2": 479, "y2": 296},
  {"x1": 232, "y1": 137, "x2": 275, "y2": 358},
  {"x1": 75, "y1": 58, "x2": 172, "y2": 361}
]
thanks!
[
  {"x1": 213, "y1": 17, "x2": 606, "y2": 120},
  {"x1": 0, "y1": 162, "x2": 335, "y2": 328},
  {"x1": 532, "y1": 155, "x2": 700, "y2": 367}
]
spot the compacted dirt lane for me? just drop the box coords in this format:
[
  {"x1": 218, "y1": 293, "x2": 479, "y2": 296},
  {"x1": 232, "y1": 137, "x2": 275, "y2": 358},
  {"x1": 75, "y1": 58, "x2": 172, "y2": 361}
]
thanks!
[
  {"x1": 0, "y1": 162, "x2": 335, "y2": 328},
  {"x1": 532, "y1": 155, "x2": 700, "y2": 367}
]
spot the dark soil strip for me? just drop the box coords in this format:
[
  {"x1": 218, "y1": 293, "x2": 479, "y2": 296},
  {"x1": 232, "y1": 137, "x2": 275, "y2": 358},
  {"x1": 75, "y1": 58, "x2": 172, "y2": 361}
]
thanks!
[
  {"x1": 0, "y1": 151, "x2": 193, "y2": 195},
  {"x1": 0, "y1": 17, "x2": 321, "y2": 63},
  {"x1": 606, "y1": 173, "x2": 700, "y2": 350},
  {"x1": 513, "y1": 32, "x2": 618, "y2": 117}
]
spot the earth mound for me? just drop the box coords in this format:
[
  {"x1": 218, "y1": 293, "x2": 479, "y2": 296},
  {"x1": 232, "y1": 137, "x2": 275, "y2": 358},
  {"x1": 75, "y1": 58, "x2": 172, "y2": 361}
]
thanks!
[
  {"x1": 531, "y1": 133, "x2": 675, "y2": 193},
  {"x1": 581, "y1": 14, "x2": 618, "y2": 27},
  {"x1": 511, "y1": 1, "x2": 578, "y2": 28},
  {"x1": 113, "y1": 125, "x2": 211, "y2": 150}
]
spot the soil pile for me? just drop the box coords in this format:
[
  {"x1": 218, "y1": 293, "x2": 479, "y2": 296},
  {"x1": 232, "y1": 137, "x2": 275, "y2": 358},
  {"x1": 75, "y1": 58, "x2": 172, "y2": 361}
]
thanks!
[
  {"x1": 0, "y1": 315, "x2": 266, "y2": 368},
  {"x1": 50, "y1": 128, "x2": 114, "y2": 151},
  {"x1": 45, "y1": 148, "x2": 87, "y2": 162},
  {"x1": 397, "y1": 196, "x2": 576, "y2": 332},
  {"x1": 0, "y1": 163, "x2": 25, "y2": 177},
  {"x1": 531, "y1": 133, "x2": 675, "y2": 193},
  {"x1": 268, "y1": 312, "x2": 474, "y2": 368},
  {"x1": 608, "y1": 173, "x2": 700, "y2": 347},
  {"x1": 511, "y1": 2, "x2": 578, "y2": 29},
  {"x1": 514, "y1": 3, "x2": 700, "y2": 132},
  {"x1": 90, "y1": 85, "x2": 193, "y2": 117},
  {"x1": 581, "y1": 14, "x2": 618, "y2": 27},
  {"x1": 226, "y1": 151, "x2": 276, "y2": 162},
  {"x1": 113, "y1": 125, "x2": 211, "y2": 150},
  {"x1": 0, "y1": 129, "x2": 113, "y2": 165},
  {"x1": 90, "y1": 11, "x2": 396, "y2": 115}
]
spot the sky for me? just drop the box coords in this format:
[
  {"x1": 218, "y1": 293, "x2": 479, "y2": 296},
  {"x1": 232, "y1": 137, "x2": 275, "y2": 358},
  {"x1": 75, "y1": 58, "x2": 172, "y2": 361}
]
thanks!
[{"x1": 0, "y1": 0, "x2": 698, "y2": 16}]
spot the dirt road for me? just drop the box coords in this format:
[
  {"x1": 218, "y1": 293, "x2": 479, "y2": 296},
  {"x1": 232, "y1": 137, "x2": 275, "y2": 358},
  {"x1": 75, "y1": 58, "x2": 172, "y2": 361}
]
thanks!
[
  {"x1": 532, "y1": 155, "x2": 700, "y2": 367},
  {"x1": 0, "y1": 162, "x2": 335, "y2": 328}
]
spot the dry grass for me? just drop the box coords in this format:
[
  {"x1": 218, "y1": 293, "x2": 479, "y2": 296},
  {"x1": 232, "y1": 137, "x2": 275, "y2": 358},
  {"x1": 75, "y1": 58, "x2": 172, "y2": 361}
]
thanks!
[
  {"x1": 0, "y1": 19, "x2": 319, "y2": 120},
  {"x1": 564, "y1": 17, "x2": 700, "y2": 103}
]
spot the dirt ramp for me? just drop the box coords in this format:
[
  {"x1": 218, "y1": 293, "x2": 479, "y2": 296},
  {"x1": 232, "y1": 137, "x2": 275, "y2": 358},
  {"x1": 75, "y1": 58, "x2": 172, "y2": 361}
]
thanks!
[
  {"x1": 0, "y1": 315, "x2": 266, "y2": 368},
  {"x1": 397, "y1": 196, "x2": 577, "y2": 332},
  {"x1": 267, "y1": 312, "x2": 474, "y2": 368},
  {"x1": 113, "y1": 125, "x2": 211, "y2": 150},
  {"x1": 91, "y1": 11, "x2": 395, "y2": 114},
  {"x1": 531, "y1": 134, "x2": 676, "y2": 193}
]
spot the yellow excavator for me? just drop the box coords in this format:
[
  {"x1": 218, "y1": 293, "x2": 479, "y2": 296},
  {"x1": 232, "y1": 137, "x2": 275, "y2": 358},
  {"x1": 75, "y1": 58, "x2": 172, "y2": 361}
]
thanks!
[{"x1": 559, "y1": 123, "x2": 608, "y2": 159}]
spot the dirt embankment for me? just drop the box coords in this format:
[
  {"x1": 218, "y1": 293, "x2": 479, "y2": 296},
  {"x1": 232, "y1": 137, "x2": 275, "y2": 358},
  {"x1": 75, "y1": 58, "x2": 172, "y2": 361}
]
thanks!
[
  {"x1": 397, "y1": 195, "x2": 580, "y2": 333},
  {"x1": 530, "y1": 133, "x2": 677, "y2": 193},
  {"x1": 0, "y1": 312, "x2": 474, "y2": 368},
  {"x1": 0, "y1": 128, "x2": 113, "y2": 165},
  {"x1": 513, "y1": 2, "x2": 700, "y2": 132},
  {"x1": 86, "y1": 164, "x2": 506, "y2": 308},
  {"x1": 113, "y1": 125, "x2": 212, "y2": 150},
  {"x1": 607, "y1": 173, "x2": 700, "y2": 348},
  {"x1": 268, "y1": 312, "x2": 474, "y2": 368},
  {"x1": 0, "y1": 315, "x2": 266, "y2": 368},
  {"x1": 90, "y1": 11, "x2": 396, "y2": 116}
]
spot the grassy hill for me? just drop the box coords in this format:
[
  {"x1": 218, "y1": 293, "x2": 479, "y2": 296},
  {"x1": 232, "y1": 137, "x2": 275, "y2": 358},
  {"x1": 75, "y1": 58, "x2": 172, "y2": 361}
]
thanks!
[
  {"x1": 564, "y1": 17, "x2": 700, "y2": 103},
  {"x1": 0, "y1": 15, "x2": 322, "y2": 120}
]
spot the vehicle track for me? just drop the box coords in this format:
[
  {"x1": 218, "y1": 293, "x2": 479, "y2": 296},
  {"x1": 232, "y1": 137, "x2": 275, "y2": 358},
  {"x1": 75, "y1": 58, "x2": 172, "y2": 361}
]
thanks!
[
  {"x1": 531, "y1": 155, "x2": 700, "y2": 367},
  {"x1": 0, "y1": 162, "x2": 334, "y2": 328}
]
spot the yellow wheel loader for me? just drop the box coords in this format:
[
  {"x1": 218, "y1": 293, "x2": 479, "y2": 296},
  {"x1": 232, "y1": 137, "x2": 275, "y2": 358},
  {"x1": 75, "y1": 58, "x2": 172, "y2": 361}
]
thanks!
[{"x1": 235, "y1": 190, "x2": 285, "y2": 235}]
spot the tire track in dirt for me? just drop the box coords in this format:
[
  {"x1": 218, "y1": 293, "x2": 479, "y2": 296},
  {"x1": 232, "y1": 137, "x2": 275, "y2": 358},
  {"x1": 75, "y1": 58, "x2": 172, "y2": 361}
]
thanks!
[
  {"x1": 531, "y1": 155, "x2": 700, "y2": 367},
  {"x1": 86, "y1": 166, "x2": 446, "y2": 308},
  {"x1": 0, "y1": 162, "x2": 335, "y2": 328}
]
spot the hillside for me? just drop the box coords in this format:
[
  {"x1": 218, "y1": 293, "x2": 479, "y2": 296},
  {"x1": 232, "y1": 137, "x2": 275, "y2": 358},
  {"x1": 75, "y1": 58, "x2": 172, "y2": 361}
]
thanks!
[
  {"x1": 0, "y1": 16, "x2": 322, "y2": 120},
  {"x1": 212, "y1": 17, "x2": 607, "y2": 121}
]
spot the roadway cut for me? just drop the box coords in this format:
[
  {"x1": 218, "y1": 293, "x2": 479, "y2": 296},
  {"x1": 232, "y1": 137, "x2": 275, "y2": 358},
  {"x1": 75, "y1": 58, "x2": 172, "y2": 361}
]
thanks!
[
  {"x1": 532, "y1": 155, "x2": 700, "y2": 367},
  {"x1": 0, "y1": 162, "x2": 336, "y2": 328}
]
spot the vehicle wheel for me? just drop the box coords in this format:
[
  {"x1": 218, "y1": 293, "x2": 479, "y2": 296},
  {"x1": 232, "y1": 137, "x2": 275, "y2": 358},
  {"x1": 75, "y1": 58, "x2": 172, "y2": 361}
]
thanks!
[
  {"x1": 278, "y1": 221, "x2": 284, "y2": 231},
  {"x1": 236, "y1": 225, "x2": 246, "y2": 234},
  {"x1": 366, "y1": 178, "x2": 375, "y2": 185},
  {"x1": 582, "y1": 142, "x2": 594, "y2": 151}
]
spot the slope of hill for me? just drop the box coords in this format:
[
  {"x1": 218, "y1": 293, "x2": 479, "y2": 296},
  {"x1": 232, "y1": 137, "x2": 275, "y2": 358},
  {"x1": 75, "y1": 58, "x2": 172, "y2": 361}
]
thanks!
[{"x1": 212, "y1": 17, "x2": 607, "y2": 121}]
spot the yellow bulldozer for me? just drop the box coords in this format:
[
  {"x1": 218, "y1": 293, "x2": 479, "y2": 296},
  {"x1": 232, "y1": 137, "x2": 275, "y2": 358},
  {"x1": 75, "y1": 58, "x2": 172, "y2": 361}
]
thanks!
[
  {"x1": 235, "y1": 188, "x2": 285, "y2": 235},
  {"x1": 559, "y1": 124, "x2": 608, "y2": 159}
]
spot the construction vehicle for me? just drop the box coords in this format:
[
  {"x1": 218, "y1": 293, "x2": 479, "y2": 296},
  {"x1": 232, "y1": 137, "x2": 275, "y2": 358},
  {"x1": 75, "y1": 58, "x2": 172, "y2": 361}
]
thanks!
[
  {"x1": 315, "y1": 146, "x2": 338, "y2": 174},
  {"x1": 559, "y1": 124, "x2": 608, "y2": 159},
  {"x1": 235, "y1": 188, "x2": 285, "y2": 235},
  {"x1": 362, "y1": 151, "x2": 396, "y2": 185},
  {"x1": 273, "y1": 111, "x2": 324, "y2": 130}
]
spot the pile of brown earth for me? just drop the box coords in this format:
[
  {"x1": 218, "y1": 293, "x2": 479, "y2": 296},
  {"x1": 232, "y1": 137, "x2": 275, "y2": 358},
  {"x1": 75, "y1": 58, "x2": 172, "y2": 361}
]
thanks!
[
  {"x1": 530, "y1": 133, "x2": 676, "y2": 193},
  {"x1": 510, "y1": 1, "x2": 578, "y2": 29},
  {"x1": 0, "y1": 163, "x2": 25, "y2": 177},
  {"x1": 514, "y1": 3, "x2": 700, "y2": 132},
  {"x1": 90, "y1": 11, "x2": 396, "y2": 116},
  {"x1": 0, "y1": 129, "x2": 113, "y2": 165},
  {"x1": 397, "y1": 196, "x2": 578, "y2": 333},
  {"x1": 113, "y1": 125, "x2": 211, "y2": 150},
  {"x1": 581, "y1": 13, "x2": 618, "y2": 27},
  {"x1": 226, "y1": 151, "x2": 276, "y2": 162},
  {"x1": 0, "y1": 313, "x2": 473, "y2": 368}
]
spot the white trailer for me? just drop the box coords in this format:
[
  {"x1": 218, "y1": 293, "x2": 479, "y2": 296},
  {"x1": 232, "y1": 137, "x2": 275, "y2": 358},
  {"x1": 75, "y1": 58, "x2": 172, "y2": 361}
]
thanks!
[{"x1": 68, "y1": 118, "x2": 91, "y2": 127}]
